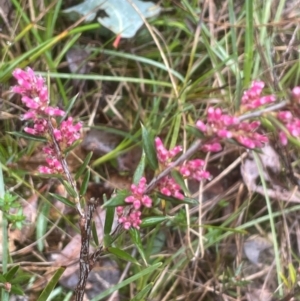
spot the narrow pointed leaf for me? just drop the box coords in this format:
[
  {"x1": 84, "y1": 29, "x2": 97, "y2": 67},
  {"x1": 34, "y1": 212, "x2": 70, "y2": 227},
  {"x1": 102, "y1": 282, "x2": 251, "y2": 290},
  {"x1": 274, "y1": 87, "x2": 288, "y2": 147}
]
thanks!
[
  {"x1": 104, "y1": 206, "x2": 115, "y2": 235},
  {"x1": 92, "y1": 221, "x2": 99, "y2": 246},
  {"x1": 10, "y1": 285, "x2": 24, "y2": 296},
  {"x1": 75, "y1": 151, "x2": 93, "y2": 180},
  {"x1": 157, "y1": 192, "x2": 198, "y2": 205},
  {"x1": 129, "y1": 228, "x2": 147, "y2": 265},
  {"x1": 8, "y1": 131, "x2": 47, "y2": 142},
  {"x1": 37, "y1": 267, "x2": 65, "y2": 301},
  {"x1": 131, "y1": 283, "x2": 153, "y2": 301},
  {"x1": 141, "y1": 216, "x2": 169, "y2": 228},
  {"x1": 102, "y1": 191, "x2": 129, "y2": 208},
  {"x1": 107, "y1": 247, "x2": 140, "y2": 265},
  {"x1": 62, "y1": 180, "x2": 78, "y2": 198},
  {"x1": 49, "y1": 193, "x2": 75, "y2": 208},
  {"x1": 90, "y1": 262, "x2": 162, "y2": 301},
  {"x1": 141, "y1": 124, "x2": 158, "y2": 170},
  {"x1": 133, "y1": 150, "x2": 146, "y2": 184},
  {"x1": 4, "y1": 265, "x2": 19, "y2": 281},
  {"x1": 64, "y1": 139, "x2": 82, "y2": 154},
  {"x1": 79, "y1": 169, "x2": 90, "y2": 196}
]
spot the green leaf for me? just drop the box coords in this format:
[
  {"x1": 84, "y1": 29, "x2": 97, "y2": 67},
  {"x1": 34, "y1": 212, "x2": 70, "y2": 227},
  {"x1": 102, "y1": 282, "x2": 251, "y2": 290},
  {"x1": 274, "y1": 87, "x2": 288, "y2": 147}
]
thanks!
[
  {"x1": 90, "y1": 262, "x2": 162, "y2": 301},
  {"x1": 132, "y1": 150, "x2": 146, "y2": 184},
  {"x1": 102, "y1": 191, "x2": 129, "y2": 208},
  {"x1": 0, "y1": 274, "x2": 6, "y2": 283},
  {"x1": 49, "y1": 193, "x2": 75, "y2": 208},
  {"x1": 63, "y1": 139, "x2": 82, "y2": 154},
  {"x1": 36, "y1": 203, "x2": 50, "y2": 252},
  {"x1": 157, "y1": 192, "x2": 198, "y2": 206},
  {"x1": 8, "y1": 131, "x2": 47, "y2": 142},
  {"x1": 92, "y1": 221, "x2": 99, "y2": 246},
  {"x1": 75, "y1": 152, "x2": 93, "y2": 180},
  {"x1": 10, "y1": 285, "x2": 24, "y2": 296},
  {"x1": 288, "y1": 263, "x2": 297, "y2": 285},
  {"x1": 11, "y1": 274, "x2": 31, "y2": 285},
  {"x1": 37, "y1": 267, "x2": 66, "y2": 301},
  {"x1": 129, "y1": 228, "x2": 147, "y2": 265},
  {"x1": 4, "y1": 265, "x2": 19, "y2": 281},
  {"x1": 141, "y1": 124, "x2": 158, "y2": 170},
  {"x1": 131, "y1": 283, "x2": 153, "y2": 301},
  {"x1": 171, "y1": 170, "x2": 188, "y2": 194},
  {"x1": 62, "y1": 180, "x2": 78, "y2": 198},
  {"x1": 104, "y1": 206, "x2": 115, "y2": 235},
  {"x1": 79, "y1": 169, "x2": 90, "y2": 196},
  {"x1": 104, "y1": 234, "x2": 113, "y2": 248},
  {"x1": 140, "y1": 216, "x2": 169, "y2": 228},
  {"x1": 185, "y1": 125, "x2": 206, "y2": 139},
  {"x1": 60, "y1": 94, "x2": 79, "y2": 123},
  {"x1": 107, "y1": 247, "x2": 140, "y2": 265}
]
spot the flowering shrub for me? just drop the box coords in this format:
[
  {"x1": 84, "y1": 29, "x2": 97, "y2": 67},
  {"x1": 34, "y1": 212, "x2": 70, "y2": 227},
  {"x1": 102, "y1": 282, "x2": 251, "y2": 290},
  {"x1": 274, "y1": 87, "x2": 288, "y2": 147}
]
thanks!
[{"x1": 12, "y1": 67, "x2": 300, "y2": 232}]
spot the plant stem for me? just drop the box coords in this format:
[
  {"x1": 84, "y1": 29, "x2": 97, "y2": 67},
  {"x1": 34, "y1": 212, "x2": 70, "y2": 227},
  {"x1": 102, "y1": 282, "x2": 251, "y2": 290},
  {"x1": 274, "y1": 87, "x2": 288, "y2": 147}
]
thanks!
[{"x1": 0, "y1": 165, "x2": 9, "y2": 301}]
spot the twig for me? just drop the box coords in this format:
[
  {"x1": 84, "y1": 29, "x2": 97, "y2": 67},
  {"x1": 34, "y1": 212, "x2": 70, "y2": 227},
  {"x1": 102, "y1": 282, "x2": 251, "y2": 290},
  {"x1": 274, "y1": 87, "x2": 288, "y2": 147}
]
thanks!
[
  {"x1": 238, "y1": 101, "x2": 288, "y2": 121},
  {"x1": 74, "y1": 199, "x2": 97, "y2": 301}
]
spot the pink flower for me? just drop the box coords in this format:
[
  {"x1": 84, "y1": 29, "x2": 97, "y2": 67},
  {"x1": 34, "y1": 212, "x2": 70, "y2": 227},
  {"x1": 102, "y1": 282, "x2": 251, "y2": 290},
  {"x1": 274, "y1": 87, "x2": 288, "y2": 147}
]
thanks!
[
  {"x1": 277, "y1": 111, "x2": 293, "y2": 121},
  {"x1": 201, "y1": 142, "x2": 222, "y2": 152},
  {"x1": 196, "y1": 107, "x2": 238, "y2": 142},
  {"x1": 196, "y1": 105, "x2": 269, "y2": 151},
  {"x1": 275, "y1": 110, "x2": 300, "y2": 144},
  {"x1": 179, "y1": 159, "x2": 211, "y2": 181},
  {"x1": 117, "y1": 206, "x2": 143, "y2": 230},
  {"x1": 58, "y1": 117, "x2": 82, "y2": 146},
  {"x1": 125, "y1": 177, "x2": 153, "y2": 209},
  {"x1": 12, "y1": 67, "x2": 64, "y2": 119},
  {"x1": 279, "y1": 131, "x2": 288, "y2": 145},
  {"x1": 157, "y1": 176, "x2": 184, "y2": 200},
  {"x1": 241, "y1": 81, "x2": 275, "y2": 110},
  {"x1": 118, "y1": 210, "x2": 142, "y2": 230},
  {"x1": 292, "y1": 86, "x2": 300, "y2": 102},
  {"x1": 119, "y1": 177, "x2": 153, "y2": 230},
  {"x1": 155, "y1": 137, "x2": 182, "y2": 164}
]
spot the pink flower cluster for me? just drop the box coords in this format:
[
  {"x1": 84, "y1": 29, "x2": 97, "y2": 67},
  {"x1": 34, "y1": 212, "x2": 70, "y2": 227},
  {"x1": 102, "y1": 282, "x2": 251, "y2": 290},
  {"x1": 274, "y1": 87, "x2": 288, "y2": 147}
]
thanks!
[
  {"x1": 12, "y1": 68, "x2": 65, "y2": 121},
  {"x1": 117, "y1": 177, "x2": 152, "y2": 229},
  {"x1": 179, "y1": 159, "x2": 210, "y2": 181},
  {"x1": 155, "y1": 137, "x2": 210, "y2": 199},
  {"x1": 196, "y1": 106, "x2": 268, "y2": 149},
  {"x1": 193, "y1": 81, "x2": 280, "y2": 150},
  {"x1": 273, "y1": 87, "x2": 300, "y2": 145},
  {"x1": 155, "y1": 137, "x2": 182, "y2": 164},
  {"x1": 241, "y1": 80, "x2": 276, "y2": 111},
  {"x1": 276, "y1": 110, "x2": 300, "y2": 145},
  {"x1": 12, "y1": 67, "x2": 82, "y2": 174},
  {"x1": 117, "y1": 139, "x2": 211, "y2": 230}
]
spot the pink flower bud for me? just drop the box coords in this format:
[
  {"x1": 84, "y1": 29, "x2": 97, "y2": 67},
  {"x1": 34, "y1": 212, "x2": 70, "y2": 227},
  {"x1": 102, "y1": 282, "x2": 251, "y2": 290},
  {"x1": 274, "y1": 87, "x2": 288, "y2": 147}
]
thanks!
[
  {"x1": 292, "y1": 86, "x2": 300, "y2": 102},
  {"x1": 279, "y1": 131, "x2": 288, "y2": 145}
]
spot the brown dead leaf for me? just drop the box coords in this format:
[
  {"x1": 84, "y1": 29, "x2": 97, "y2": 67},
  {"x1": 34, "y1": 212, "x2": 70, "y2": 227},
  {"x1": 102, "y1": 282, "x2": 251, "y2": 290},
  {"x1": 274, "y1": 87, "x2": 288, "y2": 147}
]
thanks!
[
  {"x1": 66, "y1": 48, "x2": 90, "y2": 75},
  {"x1": 82, "y1": 129, "x2": 122, "y2": 156},
  {"x1": 9, "y1": 185, "x2": 47, "y2": 247},
  {"x1": 246, "y1": 288, "x2": 273, "y2": 301},
  {"x1": 82, "y1": 129, "x2": 142, "y2": 172},
  {"x1": 244, "y1": 235, "x2": 273, "y2": 265},
  {"x1": 241, "y1": 145, "x2": 300, "y2": 202}
]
